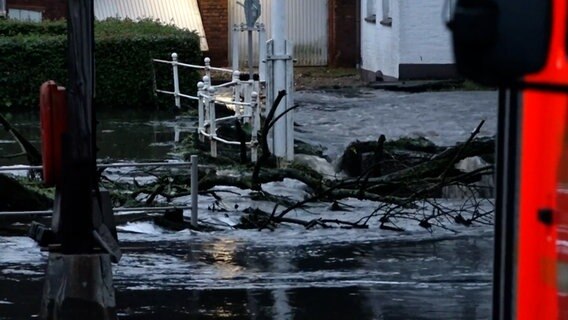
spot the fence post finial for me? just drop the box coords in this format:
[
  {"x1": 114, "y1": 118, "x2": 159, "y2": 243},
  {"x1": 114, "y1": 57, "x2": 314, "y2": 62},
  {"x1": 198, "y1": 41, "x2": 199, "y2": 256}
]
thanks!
[{"x1": 171, "y1": 53, "x2": 180, "y2": 109}]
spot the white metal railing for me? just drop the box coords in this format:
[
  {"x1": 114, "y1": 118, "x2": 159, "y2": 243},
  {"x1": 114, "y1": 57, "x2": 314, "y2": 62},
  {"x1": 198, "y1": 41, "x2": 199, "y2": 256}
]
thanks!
[
  {"x1": 153, "y1": 54, "x2": 263, "y2": 162},
  {"x1": 231, "y1": 22, "x2": 268, "y2": 80},
  {"x1": 0, "y1": 155, "x2": 200, "y2": 227}
]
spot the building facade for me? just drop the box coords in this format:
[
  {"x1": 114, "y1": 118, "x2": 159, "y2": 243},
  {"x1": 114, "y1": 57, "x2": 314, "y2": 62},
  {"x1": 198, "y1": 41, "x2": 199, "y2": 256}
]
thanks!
[
  {"x1": 360, "y1": 0, "x2": 457, "y2": 81},
  {"x1": 4, "y1": 0, "x2": 358, "y2": 68}
]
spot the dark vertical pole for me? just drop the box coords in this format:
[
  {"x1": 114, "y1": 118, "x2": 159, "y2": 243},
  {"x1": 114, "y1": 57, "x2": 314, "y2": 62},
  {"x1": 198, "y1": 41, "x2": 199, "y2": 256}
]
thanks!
[
  {"x1": 492, "y1": 88, "x2": 521, "y2": 320},
  {"x1": 41, "y1": 2, "x2": 117, "y2": 319},
  {"x1": 58, "y1": 0, "x2": 96, "y2": 253},
  {"x1": 492, "y1": 87, "x2": 506, "y2": 320}
]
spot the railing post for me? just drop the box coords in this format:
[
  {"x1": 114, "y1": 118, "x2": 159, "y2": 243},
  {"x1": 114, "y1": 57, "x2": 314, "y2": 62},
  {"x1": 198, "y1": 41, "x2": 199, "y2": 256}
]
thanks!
[
  {"x1": 203, "y1": 75, "x2": 211, "y2": 89},
  {"x1": 208, "y1": 86, "x2": 217, "y2": 158},
  {"x1": 251, "y1": 91, "x2": 260, "y2": 163},
  {"x1": 197, "y1": 81, "x2": 205, "y2": 142},
  {"x1": 232, "y1": 70, "x2": 242, "y2": 118},
  {"x1": 190, "y1": 155, "x2": 198, "y2": 228},
  {"x1": 204, "y1": 57, "x2": 212, "y2": 84},
  {"x1": 174, "y1": 127, "x2": 181, "y2": 143},
  {"x1": 172, "y1": 53, "x2": 181, "y2": 109},
  {"x1": 244, "y1": 80, "x2": 253, "y2": 123}
]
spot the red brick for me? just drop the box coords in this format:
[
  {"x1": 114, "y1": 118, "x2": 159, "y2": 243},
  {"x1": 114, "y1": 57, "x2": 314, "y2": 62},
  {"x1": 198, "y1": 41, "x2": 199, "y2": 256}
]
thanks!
[
  {"x1": 328, "y1": 0, "x2": 359, "y2": 67},
  {"x1": 197, "y1": 0, "x2": 228, "y2": 66}
]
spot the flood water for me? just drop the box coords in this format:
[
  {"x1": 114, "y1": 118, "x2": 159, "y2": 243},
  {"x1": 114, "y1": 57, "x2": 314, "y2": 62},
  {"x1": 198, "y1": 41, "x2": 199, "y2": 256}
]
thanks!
[
  {"x1": 1, "y1": 234, "x2": 492, "y2": 319},
  {"x1": 0, "y1": 110, "x2": 179, "y2": 166},
  {"x1": 0, "y1": 89, "x2": 498, "y2": 319}
]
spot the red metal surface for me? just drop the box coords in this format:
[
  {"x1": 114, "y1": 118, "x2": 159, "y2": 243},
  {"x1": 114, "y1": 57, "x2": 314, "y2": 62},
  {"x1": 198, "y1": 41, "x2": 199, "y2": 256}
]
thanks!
[
  {"x1": 559, "y1": 143, "x2": 568, "y2": 320},
  {"x1": 517, "y1": 0, "x2": 568, "y2": 319},
  {"x1": 39, "y1": 81, "x2": 67, "y2": 187}
]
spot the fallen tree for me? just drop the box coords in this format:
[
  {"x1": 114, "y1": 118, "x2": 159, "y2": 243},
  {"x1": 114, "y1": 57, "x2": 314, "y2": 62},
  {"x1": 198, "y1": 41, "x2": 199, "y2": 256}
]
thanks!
[
  {"x1": 0, "y1": 99, "x2": 495, "y2": 235},
  {"x1": 121, "y1": 117, "x2": 495, "y2": 232}
]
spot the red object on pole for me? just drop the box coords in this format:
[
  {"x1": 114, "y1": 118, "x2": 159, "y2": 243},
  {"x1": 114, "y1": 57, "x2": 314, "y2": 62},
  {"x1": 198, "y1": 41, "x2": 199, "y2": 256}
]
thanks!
[
  {"x1": 39, "y1": 81, "x2": 67, "y2": 187},
  {"x1": 517, "y1": 0, "x2": 568, "y2": 318}
]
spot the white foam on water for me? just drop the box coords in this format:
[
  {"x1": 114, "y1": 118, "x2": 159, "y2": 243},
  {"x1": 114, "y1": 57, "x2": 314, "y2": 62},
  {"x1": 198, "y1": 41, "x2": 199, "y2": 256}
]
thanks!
[
  {"x1": 117, "y1": 221, "x2": 168, "y2": 235},
  {"x1": 0, "y1": 237, "x2": 45, "y2": 265}
]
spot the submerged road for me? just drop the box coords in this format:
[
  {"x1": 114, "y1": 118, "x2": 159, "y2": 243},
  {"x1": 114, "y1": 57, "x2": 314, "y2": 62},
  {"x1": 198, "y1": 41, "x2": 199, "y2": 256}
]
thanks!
[
  {"x1": 0, "y1": 89, "x2": 497, "y2": 319},
  {"x1": 1, "y1": 233, "x2": 492, "y2": 319}
]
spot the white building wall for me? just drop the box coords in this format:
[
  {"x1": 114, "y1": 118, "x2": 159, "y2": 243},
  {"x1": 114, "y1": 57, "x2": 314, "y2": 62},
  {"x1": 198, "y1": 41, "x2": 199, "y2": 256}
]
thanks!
[
  {"x1": 360, "y1": 0, "x2": 380, "y2": 75},
  {"x1": 398, "y1": 0, "x2": 453, "y2": 64},
  {"x1": 360, "y1": 0, "x2": 400, "y2": 79},
  {"x1": 377, "y1": 0, "x2": 400, "y2": 78},
  {"x1": 360, "y1": 0, "x2": 454, "y2": 80}
]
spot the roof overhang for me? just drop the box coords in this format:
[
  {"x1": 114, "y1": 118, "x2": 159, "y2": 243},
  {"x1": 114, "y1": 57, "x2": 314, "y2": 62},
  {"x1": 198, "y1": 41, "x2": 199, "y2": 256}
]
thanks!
[{"x1": 94, "y1": 0, "x2": 209, "y2": 51}]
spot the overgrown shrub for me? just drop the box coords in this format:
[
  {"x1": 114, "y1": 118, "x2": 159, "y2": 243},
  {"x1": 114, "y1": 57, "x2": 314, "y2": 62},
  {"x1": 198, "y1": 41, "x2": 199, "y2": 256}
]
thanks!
[{"x1": 0, "y1": 18, "x2": 201, "y2": 111}]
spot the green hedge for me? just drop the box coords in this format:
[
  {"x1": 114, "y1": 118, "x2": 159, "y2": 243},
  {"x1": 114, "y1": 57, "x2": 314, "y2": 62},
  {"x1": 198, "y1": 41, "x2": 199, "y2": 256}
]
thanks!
[
  {"x1": 0, "y1": 18, "x2": 202, "y2": 111},
  {"x1": 0, "y1": 19, "x2": 66, "y2": 37}
]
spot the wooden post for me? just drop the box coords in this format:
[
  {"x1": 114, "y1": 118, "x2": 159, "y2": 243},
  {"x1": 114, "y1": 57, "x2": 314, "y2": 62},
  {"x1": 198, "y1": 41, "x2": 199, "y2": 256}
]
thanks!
[
  {"x1": 41, "y1": 1, "x2": 118, "y2": 319},
  {"x1": 40, "y1": 254, "x2": 116, "y2": 320}
]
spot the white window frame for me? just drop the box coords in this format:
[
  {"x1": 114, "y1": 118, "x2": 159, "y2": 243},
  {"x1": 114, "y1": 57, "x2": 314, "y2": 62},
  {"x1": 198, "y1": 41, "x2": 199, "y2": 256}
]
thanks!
[
  {"x1": 380, "y1": 0, "x2": 392, "y2": 27},
  {"x1": 365, "y1": 0, "x2": 376, "y2": 23}
]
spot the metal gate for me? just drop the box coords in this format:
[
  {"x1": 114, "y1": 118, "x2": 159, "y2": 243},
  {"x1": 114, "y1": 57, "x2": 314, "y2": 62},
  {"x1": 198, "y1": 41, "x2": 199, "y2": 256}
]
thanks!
[{"x1": 228, "y1": 0, "x2": 328, "y2": 67}]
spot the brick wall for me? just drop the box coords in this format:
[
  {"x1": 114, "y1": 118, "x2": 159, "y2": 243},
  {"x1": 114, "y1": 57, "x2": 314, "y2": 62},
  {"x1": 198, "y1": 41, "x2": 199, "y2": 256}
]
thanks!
[
  {"x1": 197, "y1": 0, "x2": 229, "y2": 66},
  {"x1": 6, "y1": 0, "x2": 66, "y2": 20},
  {"x1": 328, "y1": 0, "x2": 359, "y2": 68}
]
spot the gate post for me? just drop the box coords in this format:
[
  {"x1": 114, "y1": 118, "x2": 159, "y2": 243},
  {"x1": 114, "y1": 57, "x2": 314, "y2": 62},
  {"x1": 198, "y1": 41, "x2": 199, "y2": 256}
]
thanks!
[{"x1": 268, "y1": 0, "x2": 294, "y2": 162}]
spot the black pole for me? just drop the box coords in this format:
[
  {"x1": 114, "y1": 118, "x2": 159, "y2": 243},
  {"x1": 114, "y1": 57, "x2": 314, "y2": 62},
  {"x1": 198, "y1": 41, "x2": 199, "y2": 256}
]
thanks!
[
  {"x1": 492, "y1": 87, "x2": 521, "y2": 320},
  {"x1": 57, "y1": 0, "x2": 96, "y2": 253}
]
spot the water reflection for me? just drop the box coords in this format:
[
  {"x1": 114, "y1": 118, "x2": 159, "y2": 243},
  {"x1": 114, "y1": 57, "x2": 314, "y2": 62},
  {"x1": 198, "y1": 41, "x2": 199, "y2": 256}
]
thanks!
[
  {"x1": 7, "y1": 237, "x2": 492, "y2": 318},
  {"x1": 0, "y1": 111, "x2": 183, "y2": 166},
  {"x1": 0, "y1": 236, "x2": 492, "y2": 319},
  {"x1": 111, "y1": 285, "x2": 490, "y2": 319}
]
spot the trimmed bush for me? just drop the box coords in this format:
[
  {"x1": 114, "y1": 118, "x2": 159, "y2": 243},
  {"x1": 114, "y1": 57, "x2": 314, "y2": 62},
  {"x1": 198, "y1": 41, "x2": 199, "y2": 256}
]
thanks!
[
  {"x1": 0, "y1": 19, "x2": 66, "y2": 37},
  {"x1": 0, "y1": 18, "x2": 201, "y2": 111}
]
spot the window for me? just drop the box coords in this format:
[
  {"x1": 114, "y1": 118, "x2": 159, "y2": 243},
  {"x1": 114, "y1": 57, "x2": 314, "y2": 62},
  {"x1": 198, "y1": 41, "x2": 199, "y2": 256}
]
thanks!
[
  {"x1": 380, "y1": 0, "x2": 392, "y2": 27},
  {"x1": 8, "y1": 8, "x2": 42, "y2": 22},
  {"x1": 0, "y1": 0, "x2": 6, "y2": 18},
  {"x1": 365, "y1": 0, "x2": 376, "y2": 23}
]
